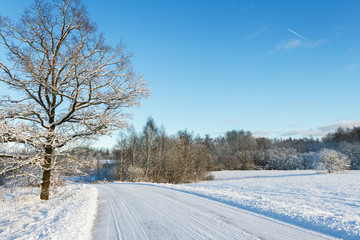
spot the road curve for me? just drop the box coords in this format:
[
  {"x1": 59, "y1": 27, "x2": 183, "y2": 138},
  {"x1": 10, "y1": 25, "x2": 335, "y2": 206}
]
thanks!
[{"x1": 92, "y1": 183, "x2": 336, "y2": 240}]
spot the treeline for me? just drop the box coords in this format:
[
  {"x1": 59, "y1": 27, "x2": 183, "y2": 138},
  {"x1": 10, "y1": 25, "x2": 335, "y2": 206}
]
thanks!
[{"x1": 81, "y1": 118, "x2": 360, "y2": 183}]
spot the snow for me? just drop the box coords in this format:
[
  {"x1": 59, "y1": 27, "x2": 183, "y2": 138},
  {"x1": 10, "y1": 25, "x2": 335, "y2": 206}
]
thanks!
[
  {"x1": 0, "y1": 184, "x2": 98, "y2": 240},
  {"x1": 163, "y1": 170, "x2": 360, "y2": 240},
  {"x1": 93, "y1": 183, "x2": 335, "y2": 240},
  {"x1": 1, "y1": 170, "x2": 359, "y2": 239}
]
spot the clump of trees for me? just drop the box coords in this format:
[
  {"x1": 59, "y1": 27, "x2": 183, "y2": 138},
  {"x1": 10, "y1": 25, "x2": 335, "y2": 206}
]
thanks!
[
  {"x1": 323, "y1": 127, "x2": 360, "y2": 170},
  {"x1": 110, "y1": 117, "x2": 215, "y2": 183}
]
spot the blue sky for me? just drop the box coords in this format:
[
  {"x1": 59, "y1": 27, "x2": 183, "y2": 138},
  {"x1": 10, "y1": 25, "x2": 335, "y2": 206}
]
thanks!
[{"x1": 1, "y1": 0, "x2": 360, "y2": 148}]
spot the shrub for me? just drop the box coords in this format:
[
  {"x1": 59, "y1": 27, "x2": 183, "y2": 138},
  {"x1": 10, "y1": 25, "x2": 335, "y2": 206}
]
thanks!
[
  {"x1": 314, "y1": 149, "x2": 351, "y2": 173},
  {"x1": 204, "y1": 173, "x2": 215, "y2": 181}
]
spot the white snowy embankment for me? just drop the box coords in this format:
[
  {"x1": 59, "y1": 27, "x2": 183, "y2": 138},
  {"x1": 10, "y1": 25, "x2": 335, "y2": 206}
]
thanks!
[
  {"x1": 163, "y1": 170, "x2": 360, "y2": 240},
  {"x1": 0, "y1": 184, "x2": 98, "y2": 240}
]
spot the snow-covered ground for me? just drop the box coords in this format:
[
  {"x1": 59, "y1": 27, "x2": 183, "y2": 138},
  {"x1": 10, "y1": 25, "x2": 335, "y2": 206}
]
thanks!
[
  {"x1": 0, "y1": 184, "x2": 98, "y2": 240},
  {"x1": 1, "y1": 170, "x2": 359, "y2": 239},
  {"x1": 164, "y1": 170, "x2": 360, "y2": 240}
]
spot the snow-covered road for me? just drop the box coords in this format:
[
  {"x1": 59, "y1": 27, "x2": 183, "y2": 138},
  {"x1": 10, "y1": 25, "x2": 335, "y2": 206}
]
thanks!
[{"x1": 92, "y1": 183, "x2": 336, "y2": 240}]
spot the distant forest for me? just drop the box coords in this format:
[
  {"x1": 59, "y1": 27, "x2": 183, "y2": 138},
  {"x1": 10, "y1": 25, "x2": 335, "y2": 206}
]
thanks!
[{"x1": 74, "y1": 117, "x2": 360, "y2": 184}]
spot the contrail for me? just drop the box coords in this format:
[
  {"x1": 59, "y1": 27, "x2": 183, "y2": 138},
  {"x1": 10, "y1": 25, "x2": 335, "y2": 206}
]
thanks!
[{"x1": 288, "y1": 28, "x2": 309, "y2": 41}]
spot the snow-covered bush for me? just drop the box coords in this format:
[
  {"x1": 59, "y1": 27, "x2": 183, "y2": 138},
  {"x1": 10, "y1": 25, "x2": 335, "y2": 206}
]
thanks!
[
  {"x1": 295, "y1": 152, "x2": 317, "y2": 170},
  {"x1": 265, "y1": 147, "x2": 297, "y2": 170},
  {"x1": 126, "y1": 166, "x2": 145, "y2": 182},
  {"x1": 338, "y1": 142, "x2": 360, "y2": 169},
  {"x1": 314, "y1": 149, "x2": 351, "y2": 173}
]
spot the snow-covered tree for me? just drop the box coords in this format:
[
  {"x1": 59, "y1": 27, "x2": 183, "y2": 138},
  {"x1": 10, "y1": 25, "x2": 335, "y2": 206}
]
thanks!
[
  {"x1": 0, "y1": 0, "x2": 149, "y2": 200},
  {"x1": 313, "y1": 149, "x2": 351, "y2": 173},
  {"x1": 338, "y1": 142, "x2": 360, "y2": 169},
  {"x1": 265, "y1": 147, "x2": 297, "y2": 170}
]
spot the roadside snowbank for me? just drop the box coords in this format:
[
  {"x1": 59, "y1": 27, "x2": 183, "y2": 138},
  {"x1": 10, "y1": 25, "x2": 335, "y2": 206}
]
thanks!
[
  {"x1": 0, "y1": 184, "x2": 98, "y2": 240},
  {"x1": 164, "y1": 170, "x2": 360, "y2": 240}
]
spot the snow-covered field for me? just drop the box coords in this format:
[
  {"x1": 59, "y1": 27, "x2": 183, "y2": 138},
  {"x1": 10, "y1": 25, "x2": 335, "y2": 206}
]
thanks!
[
  {"x1": 164, "y1": 170, "x2": 360, "y2": 240},
  {"x1": 0, "y1": 184, "x2": 98, "y2": 240}
]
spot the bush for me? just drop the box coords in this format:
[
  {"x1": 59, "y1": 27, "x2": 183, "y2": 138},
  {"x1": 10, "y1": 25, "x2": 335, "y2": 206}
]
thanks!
[
  {"x1": 204, "y1": 173, "x2": 215, "y2": 181},
  {"x1": 126, "y1": 166, "x2": 146, "y2": 182},
  {"x1": 314, "y1": 149, "x2": 351, "y2": 173}
]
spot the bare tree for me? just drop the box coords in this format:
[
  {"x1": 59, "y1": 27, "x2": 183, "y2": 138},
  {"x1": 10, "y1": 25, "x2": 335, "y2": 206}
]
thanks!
[
  {"x1": 113, "y1": 132, "x2": 129, "y2": 181},
  {"x1": 0, "y1": 0, "x2": 149, "y2": 200},
  {"x1": 143, "y1": 117, "x2": 158, "y2": 179}
]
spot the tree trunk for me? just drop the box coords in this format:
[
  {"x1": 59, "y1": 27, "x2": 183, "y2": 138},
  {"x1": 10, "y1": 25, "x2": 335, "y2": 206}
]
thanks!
[
  {"x1": 40, "y1": 146, "x2": 53, "y2": 200},
  {"x1": 131, "y1": 135, "x2": 136, "y2": 167},
  {"x1": 120, "y1": 146, "x2": 124, "y2": 181},
  {"x1": 40, "y1": 167, "x2": 51, "y2": 200},
  {"x1": 145, "y1": 137, "x2": 152, "y2": 178}
]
